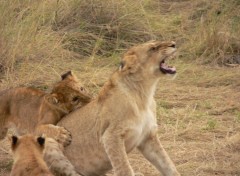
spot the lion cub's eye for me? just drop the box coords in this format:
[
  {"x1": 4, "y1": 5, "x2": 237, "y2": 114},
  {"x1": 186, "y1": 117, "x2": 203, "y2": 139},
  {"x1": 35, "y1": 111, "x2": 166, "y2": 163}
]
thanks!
[
  {"x1": 72, "y1": 97, "x2": 79, "y2": 102},
  {"x1": 80, "y1": 87, "x2": 84, "y2": 91}
]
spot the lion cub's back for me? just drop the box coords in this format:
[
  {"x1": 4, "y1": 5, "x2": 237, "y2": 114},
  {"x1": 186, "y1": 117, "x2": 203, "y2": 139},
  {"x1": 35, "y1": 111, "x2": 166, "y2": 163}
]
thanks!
[
  {"x1": 0, "y1": 87, "x2": 45, "y2": 106},
  {"x1": 0, "y1": 87, "x2": 46, "y2": 132}
]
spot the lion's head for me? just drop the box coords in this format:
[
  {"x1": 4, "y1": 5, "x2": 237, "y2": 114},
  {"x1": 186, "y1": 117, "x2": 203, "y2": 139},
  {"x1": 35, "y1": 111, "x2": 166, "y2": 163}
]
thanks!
[
  {"x1": 119, "y1": 41, "x2": 177, "y2": 78},
  {"x1": 50, "y1": 71, "x2": 92, "y2": 112}
]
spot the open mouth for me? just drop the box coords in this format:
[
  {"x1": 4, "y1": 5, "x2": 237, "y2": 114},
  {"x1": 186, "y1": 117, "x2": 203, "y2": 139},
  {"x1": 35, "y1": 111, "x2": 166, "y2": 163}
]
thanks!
[{"x1": 160, "y1": 59, "x2": 176, "y2": 74}]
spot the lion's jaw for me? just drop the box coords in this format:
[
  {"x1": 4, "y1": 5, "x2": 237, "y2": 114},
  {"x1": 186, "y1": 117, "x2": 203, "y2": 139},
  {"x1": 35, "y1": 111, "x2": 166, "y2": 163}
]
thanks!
[{"x1": 143, "y1": 41, "x2": 177, "y2": 77}]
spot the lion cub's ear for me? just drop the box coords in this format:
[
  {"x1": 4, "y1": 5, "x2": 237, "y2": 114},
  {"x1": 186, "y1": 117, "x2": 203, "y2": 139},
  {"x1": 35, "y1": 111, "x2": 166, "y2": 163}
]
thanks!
[
  {"x1": 8, "y1": 135, "x2": 18, "y2": 149},
  {"x1": 61, "y1": 70, "x2": 78, "y2": 81},
  {"x1": 61, "y1": 71, "x2": 73, "y2": 80},
  {"x1": 46, "y1": 94, "x2": 59, "y2": 104},
  {"x1": 119, "y1": 61, "x2": 125, "y2": 71},
  {"x1": 37, "y1": 136, "x2": 45, "y2": 147},
  {"x1": 119, "y1": 55, "x2": 140, "y2": 74}
]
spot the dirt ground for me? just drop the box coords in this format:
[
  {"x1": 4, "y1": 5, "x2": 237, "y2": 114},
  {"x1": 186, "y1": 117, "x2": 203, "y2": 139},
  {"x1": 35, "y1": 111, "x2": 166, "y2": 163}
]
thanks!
[{"x1": 0, "y1": 60, "x2": 240, "y2": 176}]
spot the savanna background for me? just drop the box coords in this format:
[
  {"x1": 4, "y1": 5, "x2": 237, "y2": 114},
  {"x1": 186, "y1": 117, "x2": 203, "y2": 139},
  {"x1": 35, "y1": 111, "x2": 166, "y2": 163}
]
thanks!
[{"x1": 0, "y1": 0, "x2": 240, "y2": 175}]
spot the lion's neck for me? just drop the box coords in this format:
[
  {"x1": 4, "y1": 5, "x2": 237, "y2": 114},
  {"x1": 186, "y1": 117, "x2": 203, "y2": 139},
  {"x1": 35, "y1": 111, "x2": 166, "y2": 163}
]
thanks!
[
  {"x1": 121, "y1": 75, "x2": 158, "y2": 108},
  {"x1": 98, "y1": 71, "x2": 159, "y2": 108}
]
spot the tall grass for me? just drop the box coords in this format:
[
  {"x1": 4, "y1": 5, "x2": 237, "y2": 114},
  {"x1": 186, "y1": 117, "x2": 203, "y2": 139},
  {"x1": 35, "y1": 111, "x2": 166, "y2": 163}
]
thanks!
[
  {"x1": 0, "y1": 0, "x2": 69, "y2": 74},
  {"x1": 0, "y1": 0, "x2": 239, "y2": 78},
  {"x1": 54, "y1": 0, "x2": 157, "y2": 56},
  {"x1": 181, "y1": 0, "x2": 240, "y2": 64},
  {"x1": 0, "y1": 0, "x2": 156, "y2": 74}
]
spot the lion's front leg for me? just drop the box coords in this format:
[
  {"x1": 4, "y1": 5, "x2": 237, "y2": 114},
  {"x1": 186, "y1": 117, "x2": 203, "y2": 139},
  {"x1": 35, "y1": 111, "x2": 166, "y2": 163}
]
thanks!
[
  {"x1": 102, "y1": 129, "x2": 134, "y2": 176},
  {"x1": 35, "y1": 124, "x2": 72, "y2": 147},
  {"x1": 138, "y1": 131, "x2": 180, "y2": 176},
  {"x1": 44, "y1": 138, "x2": 82, "y2": 176}
]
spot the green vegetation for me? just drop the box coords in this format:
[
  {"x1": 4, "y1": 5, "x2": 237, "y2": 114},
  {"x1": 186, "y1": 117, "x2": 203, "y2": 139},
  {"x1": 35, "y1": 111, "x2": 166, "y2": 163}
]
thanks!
[{"x1": 203, "y1": 118, "x2": 217, "y2": 130}]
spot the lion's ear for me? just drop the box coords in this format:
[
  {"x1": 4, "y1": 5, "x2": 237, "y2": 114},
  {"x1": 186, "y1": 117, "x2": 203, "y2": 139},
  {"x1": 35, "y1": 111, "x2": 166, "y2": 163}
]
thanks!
[
  {"x1": 61, "y1": 70, "x2": 78, "y2": 81},
  {"x1": 8, "y1": 135, "x2": 18, "y2": 148},
  {"x1": 119, "y1": 55, "x2": 140, "y2": 74},
  {"x1": 47, "y1": 94, "x2": 59, "y2": 104},
  {"x1": 119, "y1": 61, "x2": 125, "y2": 71},
  {"x1": 61, "y1": 71, "x2": 73, "y2": 80},
  {"x1": 37, "y1": 136, "x2": 45, "y2": 147}
]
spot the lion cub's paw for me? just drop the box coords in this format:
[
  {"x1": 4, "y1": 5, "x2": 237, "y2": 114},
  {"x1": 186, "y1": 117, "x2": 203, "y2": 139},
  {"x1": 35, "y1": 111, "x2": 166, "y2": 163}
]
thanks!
[{"x1": 56, "y1": 127, "x2": 72, "y2": 147}]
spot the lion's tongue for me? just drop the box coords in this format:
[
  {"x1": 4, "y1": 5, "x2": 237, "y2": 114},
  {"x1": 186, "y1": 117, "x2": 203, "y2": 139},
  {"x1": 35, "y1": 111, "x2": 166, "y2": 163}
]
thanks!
[{"x1": 160, "y1": 62, "x2": 176, "y2": 74}]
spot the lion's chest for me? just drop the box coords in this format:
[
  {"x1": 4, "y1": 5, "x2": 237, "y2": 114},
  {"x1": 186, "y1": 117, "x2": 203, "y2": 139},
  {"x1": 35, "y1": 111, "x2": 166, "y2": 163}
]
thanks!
[{"x1": 125, "y1": 107, "x2": 157, "y2": 152}]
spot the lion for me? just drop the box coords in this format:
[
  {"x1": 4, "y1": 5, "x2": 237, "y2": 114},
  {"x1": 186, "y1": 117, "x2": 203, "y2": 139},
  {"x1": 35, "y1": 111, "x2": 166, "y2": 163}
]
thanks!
[
  {"x1": 9, "y1": 134, "x2": 53, "y2": 176},
  {"x1": 0, "y1": 71, "x2": 91, "y2": 146},
  {"x1": 44, "y1": 41, "x2": 180, "y2": 176}
]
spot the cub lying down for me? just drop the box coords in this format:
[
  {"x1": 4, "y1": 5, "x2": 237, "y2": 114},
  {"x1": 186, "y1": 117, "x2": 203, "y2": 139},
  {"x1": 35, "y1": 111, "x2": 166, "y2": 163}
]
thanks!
[
  {"x1": 9, "y1": 134, "x2": 53, "y2": 176},
  {"x1": 0, "y1": 71, "x2": 91, "y2": 145},
  {"x1": 44, "y1": 41, "x2": 180, "y2": 176}
]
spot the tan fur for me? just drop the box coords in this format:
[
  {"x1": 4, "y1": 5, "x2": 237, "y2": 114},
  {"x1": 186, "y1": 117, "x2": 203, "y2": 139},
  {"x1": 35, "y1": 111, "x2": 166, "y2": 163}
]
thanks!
[
  {"x1": 0, "y1": 71, "x2": 91, "y2": 146},
  {"x1": 44, "y1": 41, "x2": 180, "y2": 176},
  {"x1": 44, "y1": 138, "x2": 81, "y2": 176},
  {"x1": 9, "y1": 134, "x2": 53, "y2": 176}
]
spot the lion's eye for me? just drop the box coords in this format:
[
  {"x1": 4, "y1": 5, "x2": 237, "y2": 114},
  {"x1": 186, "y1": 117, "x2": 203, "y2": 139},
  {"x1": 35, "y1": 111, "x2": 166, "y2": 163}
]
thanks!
[
  {"x1": 80, "y1": 87, "x2": 84, "y2": 91},
  {"x1": 151, "y1": 47, "x2": 157, "y2": 51},
  {"x1": 149, "y1": 46, "x2": 158, "y2": 52},
  {"x1": 72, "y1": 97, "x2": 79, "y2": 102}
]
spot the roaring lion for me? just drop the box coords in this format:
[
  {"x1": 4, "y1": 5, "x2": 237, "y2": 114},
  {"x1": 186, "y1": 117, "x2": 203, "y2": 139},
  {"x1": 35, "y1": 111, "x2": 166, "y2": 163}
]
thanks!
[
  {"x1": 44, "y1": 41, "x2": 180, "y2": 176},
  {"x1": 0, "y1": 71, "x2": 91, "y2": 146},
  {"x1": 9, "y1": 134, "x2": 53, "y2": 176}
]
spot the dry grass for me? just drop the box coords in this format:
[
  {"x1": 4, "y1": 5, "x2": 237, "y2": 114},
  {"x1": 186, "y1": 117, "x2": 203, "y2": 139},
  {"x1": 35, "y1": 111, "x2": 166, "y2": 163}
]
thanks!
[
  {"x1": 0, "y1": 0, "x2": 239, "y2": 75},
  {"x1": 1, "y1": 61, "x2": 240, "y2": 176},
  {"x1": 0, "y1": 0, "x2": 240, "y2": 175},
  {"x1": 181, "y1": 0, "x2": 240, "y2": 65}
]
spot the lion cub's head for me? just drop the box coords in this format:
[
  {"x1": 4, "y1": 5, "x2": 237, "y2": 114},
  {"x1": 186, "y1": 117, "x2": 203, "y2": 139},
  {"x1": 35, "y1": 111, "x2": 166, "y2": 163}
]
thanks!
[
  {"x1": 9, "y1": 134, "x2": 45, "y2": 157},
  {"x1": 49, "y1": 71, "x2": 92, "y2": 112},
  {"x1": 119, "y1": 41, "x2": 177, "y2": 78}
]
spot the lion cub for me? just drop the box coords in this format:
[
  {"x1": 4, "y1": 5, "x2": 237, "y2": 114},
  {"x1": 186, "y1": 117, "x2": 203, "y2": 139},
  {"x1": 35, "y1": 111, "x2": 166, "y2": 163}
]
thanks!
[
  {"x1": 9, "y1": 134, "x2": 53, "y2": 176},
  {"x1": 0, "y1": 71, "x2": 91, "y2": 145}
]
